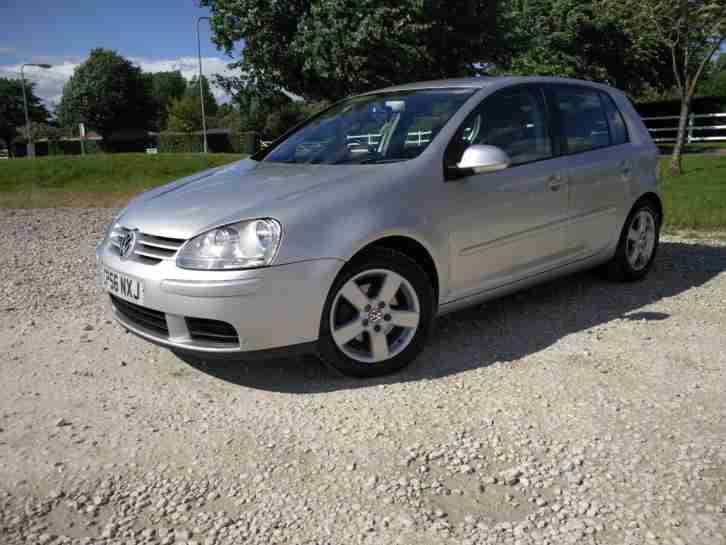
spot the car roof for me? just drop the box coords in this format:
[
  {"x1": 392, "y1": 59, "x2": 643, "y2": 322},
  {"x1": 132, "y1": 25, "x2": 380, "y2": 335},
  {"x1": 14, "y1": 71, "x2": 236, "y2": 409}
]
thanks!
[{"x1": 365, "y1": 76, "x2": 619, "y2": 95}]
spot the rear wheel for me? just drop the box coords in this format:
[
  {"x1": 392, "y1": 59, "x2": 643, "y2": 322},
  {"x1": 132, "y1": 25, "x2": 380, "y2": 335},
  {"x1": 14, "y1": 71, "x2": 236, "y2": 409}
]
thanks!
[
  {"x1": 318, "y1": 249, "x2": 434, "y2": 377},
  {"x1": 605, "y1": 202, "x2": 661, "y2": 281}
]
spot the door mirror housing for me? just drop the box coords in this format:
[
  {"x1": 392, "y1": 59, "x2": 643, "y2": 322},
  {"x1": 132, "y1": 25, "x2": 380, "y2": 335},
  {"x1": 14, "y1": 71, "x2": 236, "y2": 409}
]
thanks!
[{"x1": 457, "y1": 145, "x2": 511, "y2": 174}]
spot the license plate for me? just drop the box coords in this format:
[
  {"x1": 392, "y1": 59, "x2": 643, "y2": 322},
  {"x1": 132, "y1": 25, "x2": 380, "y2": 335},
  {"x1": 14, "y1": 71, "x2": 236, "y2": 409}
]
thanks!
[{"x1": 103, "y1": 267, "x2": 144, "y2": 305}]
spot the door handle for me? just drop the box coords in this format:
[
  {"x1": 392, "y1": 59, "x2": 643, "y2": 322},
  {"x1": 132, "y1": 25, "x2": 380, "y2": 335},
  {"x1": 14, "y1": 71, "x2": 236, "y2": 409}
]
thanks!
[
  {"x1": 620, "y1": 160, "x2": 632, "y2": 177},
  {"x1": 548, "y1": 175, "x2": 564, "y2": 192}
]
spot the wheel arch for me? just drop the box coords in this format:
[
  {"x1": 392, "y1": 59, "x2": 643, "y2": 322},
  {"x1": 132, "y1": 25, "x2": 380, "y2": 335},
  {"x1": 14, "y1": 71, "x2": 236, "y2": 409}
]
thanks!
[
  {"x1": 347, "y1": 235, "x2": 441, "y2": 305},
  {"x1": 632, "y1": 191, "x2": 663, "y2": 224}
]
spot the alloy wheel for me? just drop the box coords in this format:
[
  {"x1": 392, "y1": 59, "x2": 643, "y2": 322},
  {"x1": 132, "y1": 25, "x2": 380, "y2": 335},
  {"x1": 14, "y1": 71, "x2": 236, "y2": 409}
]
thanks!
[
  {"x1": 329, "y1": 269, "x2": 420, "y2": 364},
  {"x1": 626, "y1": 209, "x2": 657, "y2": 271}
]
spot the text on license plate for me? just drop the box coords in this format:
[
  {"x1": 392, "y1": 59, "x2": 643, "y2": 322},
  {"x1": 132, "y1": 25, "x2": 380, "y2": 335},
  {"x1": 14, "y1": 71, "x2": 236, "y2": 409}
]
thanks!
[{"x1": 103, "y1": 267, "x2": 144, "y2": 304}]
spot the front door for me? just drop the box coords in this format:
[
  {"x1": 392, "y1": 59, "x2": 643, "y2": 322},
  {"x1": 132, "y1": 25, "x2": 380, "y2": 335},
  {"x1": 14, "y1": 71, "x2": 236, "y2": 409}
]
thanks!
[{"x1": 443, "y1": 85, "x2": 574, "y2": 300}]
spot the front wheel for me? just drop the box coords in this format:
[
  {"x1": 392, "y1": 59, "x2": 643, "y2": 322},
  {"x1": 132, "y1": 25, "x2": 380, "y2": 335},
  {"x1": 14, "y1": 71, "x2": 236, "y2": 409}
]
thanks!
[
  {"x1": 317, "y1": 248, "x2": 435, "y2": 377},
  {"x1": 605, "y1": 203, "x2": 661, "y2": 281}
]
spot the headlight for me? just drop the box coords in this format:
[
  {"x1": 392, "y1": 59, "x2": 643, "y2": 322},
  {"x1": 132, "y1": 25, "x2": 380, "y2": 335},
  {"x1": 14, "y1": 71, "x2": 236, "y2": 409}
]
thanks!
[
  {"x1": 176, "y1": 219, "x2": 282, "y2": 270},
  {"x1": 100, "y1": 207, "x2": 127, "y2": 248}
]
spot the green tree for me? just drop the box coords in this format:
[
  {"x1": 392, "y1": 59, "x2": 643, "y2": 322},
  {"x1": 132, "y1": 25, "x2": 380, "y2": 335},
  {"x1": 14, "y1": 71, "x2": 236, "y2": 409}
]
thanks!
[
  {"x1": 700, "y1": 54, "x2": 726, "y2": 97},
  {"x1": 200, "y1": 0, "x2": 500, "y2": 101},
  {"x1": 0, "y1": 78, "x2": 49, "y2": 157},
  {"x1": 261, "y1": 100, "x2": 323, "y2": 138},
  {"x1": 604, "y1": 0, "x2": 726, "y2": 175},
  {"x1": 498, "y1": 0, "x2": 675, "y2": 96},
  {"x1": 230, "y1": 87, "x2": 295, "y2": 135},
  {"x1": 210, "y1": 102, "x2": 242, "y2": 132},
  {"x1": 57, "y1": 48, "x2": 155, "y2": 145},
  {"x1": 166, "y1": 94, "x2": 203, "y2": 133},
  {"x1": 146, "y1": 70, "x2": 187, "y2": 130},
  {"x1": 186, "y1": 75, "x2": 218, "y2": 117},
  {"x1": 164, "y1": 75, "x2": 221, "y2": 132}
]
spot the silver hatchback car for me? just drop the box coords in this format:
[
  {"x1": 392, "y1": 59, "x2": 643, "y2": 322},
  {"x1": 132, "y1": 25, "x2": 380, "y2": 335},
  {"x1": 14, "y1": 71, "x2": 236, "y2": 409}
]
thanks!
[{"x1": 97, "y1": 76, "x2": 662, "y2": 377}]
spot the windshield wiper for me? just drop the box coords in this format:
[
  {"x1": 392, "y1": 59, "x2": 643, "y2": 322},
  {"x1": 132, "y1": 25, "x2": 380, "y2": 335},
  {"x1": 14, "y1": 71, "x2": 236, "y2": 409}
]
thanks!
[{"x1": 359, "y1": 158, "x2": 406, "y2": 164}]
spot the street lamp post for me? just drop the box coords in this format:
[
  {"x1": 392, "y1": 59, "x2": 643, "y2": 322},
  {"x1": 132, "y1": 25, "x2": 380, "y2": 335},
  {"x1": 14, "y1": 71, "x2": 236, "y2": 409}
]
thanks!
[
  {"x1": 20, "y1": 63, "x2": 52, "y2": 158},
  {"x1": 196, "y1": 16, "x2": 211, "y2": 154}
]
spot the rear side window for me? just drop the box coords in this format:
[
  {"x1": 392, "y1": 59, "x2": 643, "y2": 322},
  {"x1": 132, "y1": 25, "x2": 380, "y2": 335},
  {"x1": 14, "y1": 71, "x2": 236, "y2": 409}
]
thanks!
[
  {"x1": 554, "y1": 86, "x2": 611, "y2": 153},
  {"x1": 599, "y1": 92, "x2": 629, "y2": 145}
]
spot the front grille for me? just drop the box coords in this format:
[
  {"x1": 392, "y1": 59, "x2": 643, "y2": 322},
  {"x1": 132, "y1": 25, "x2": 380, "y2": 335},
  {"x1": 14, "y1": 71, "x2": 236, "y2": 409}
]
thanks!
[
  {"x1": 186, "y1": 317, "x2": 239, "y2": 345},
  {"x1": 110, "y1": 295, "x2": 169, "y2": 336},
  {"x1": 134, "y1": 233, "x2": 185, "y2": 262},
  {"x1": 110, "y1": 229, "x2": 185, "y2": 265}
]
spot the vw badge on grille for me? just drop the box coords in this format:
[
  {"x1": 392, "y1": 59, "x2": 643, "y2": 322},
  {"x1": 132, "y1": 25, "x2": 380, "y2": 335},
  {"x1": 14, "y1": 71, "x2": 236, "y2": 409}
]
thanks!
[{"x1": 119, "y1": 230, "x2": 137, "y2": 259}]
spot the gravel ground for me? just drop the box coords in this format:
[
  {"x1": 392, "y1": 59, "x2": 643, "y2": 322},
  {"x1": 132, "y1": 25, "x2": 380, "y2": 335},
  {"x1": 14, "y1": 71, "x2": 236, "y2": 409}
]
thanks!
[{"x1": 1, "y1": 208, "x2": 725, "y2": 545}]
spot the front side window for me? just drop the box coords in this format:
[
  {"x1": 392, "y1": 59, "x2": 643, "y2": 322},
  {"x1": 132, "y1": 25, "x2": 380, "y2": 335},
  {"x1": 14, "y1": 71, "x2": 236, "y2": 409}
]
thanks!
[
  {"x1": 555, "y1": 86, "x2": 611, "y2": 153},
  {"x1": 263, "y1": 89, "x2": 475, "y2": 165},
  {"x1": 446, "y1": 87, "x2": 553, "y2": 168}
]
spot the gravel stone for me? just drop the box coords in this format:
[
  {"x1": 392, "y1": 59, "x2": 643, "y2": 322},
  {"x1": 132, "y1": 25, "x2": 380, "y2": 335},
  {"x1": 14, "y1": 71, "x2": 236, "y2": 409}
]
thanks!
[
  {"x1": 500, "y1": 467, "x2": 523, "y2": 485},
  {"x1": 0, "y1": 209, "x2": 725, "y2": 545}
]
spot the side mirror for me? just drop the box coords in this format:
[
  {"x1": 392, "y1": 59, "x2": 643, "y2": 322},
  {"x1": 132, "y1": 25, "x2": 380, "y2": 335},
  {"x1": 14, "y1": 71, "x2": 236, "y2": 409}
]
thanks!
[{"x1": 456, "y1": 145, "x2": 511, "y2": 174}]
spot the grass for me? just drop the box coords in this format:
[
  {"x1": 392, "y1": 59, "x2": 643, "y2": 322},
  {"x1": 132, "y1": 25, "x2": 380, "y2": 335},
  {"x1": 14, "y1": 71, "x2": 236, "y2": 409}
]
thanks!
[
  {"x1": 0, "y1": 153, "x2": 245, "y2": 208},
  {"x1": 1, "y1": 151, "x2": 725, "y2": 234},
  {"x1": 661, "y1": 154, "x2": 726, "y2": 232}
]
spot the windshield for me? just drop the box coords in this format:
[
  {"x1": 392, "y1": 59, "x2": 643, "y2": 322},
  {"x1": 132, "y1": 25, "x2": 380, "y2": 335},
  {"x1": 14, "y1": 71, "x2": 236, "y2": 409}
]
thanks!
[{"x1": 263, "y1": 88, "x2": 476, "y2": 165}]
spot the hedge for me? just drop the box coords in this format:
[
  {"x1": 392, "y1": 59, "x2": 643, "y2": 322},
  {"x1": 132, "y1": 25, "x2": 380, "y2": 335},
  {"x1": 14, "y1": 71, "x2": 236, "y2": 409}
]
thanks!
[
  {"x1": 635, "y1": 96, "x2": 726, "y2": 118},
  {"x1": 10, "y1": 131, "x2": 259, "y2": 157},
  {"x1": 157, "y1": 131, "x2": 260, "y2": 154},
  {"x1": 13, "y1": 136, "x2": 155, "y2": 157},
  {"x1": 12, "y1": 140, "x2": 103, "y2": 157}
]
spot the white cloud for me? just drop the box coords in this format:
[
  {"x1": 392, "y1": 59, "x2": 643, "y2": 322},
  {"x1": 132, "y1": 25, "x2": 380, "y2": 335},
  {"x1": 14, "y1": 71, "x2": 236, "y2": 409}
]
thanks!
[
  {"x1": 0, "y1": 61, "x2": 76, "y2": 106},
  {"x1": 132, "y1": 56, "x2": 233, "y2": 103},
  {"x1": 0, "y1": 56, "x2": 232, "y2": 110}
]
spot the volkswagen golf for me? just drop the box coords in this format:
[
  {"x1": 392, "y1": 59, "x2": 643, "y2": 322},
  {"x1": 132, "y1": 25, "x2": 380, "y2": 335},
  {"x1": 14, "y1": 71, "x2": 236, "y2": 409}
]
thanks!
[{"x1": 97, "y1": 76, "x2": 662, "y2": 377}]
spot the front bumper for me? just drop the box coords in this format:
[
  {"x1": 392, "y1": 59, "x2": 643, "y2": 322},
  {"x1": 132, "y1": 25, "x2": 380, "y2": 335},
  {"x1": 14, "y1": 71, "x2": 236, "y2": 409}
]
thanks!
[{"x1": 97, "y1": 244, "x2": 343, "y2": 356}]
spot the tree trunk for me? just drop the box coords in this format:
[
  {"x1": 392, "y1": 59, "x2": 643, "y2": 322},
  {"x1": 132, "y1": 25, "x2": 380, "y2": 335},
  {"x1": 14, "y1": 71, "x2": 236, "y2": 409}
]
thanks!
[{"x1": 670, "y1": 96, "x2": 691, "y2": 176}]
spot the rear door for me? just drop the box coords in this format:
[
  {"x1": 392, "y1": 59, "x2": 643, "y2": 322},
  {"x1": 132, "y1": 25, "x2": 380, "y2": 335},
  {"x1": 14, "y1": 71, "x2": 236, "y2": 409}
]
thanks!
[{"x1": 549, "y1": 85, "x2": 632, "y2": 257}]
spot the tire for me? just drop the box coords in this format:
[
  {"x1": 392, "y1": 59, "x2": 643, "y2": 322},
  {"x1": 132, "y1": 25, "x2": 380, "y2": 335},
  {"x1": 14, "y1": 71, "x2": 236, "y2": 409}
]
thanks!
[
  {"x1": 604, "y1": 202, "x2": 661, "y2": 282},
  {"x1": 317, "y1": 248, "x2": 435, "y2": 377}
]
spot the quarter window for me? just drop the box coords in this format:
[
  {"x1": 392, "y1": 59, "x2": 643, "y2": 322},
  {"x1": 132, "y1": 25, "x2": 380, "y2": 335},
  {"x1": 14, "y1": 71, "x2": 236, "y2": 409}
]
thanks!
[
  {"x1": 599, "y1": 92, "x2": 629, "y2": 146},
  {"x1": 554, "y1": 87, "x2": 611, "y2": 153},
  {"x1": 447, "y1": 87, "x2": 553, "y2": 168}
]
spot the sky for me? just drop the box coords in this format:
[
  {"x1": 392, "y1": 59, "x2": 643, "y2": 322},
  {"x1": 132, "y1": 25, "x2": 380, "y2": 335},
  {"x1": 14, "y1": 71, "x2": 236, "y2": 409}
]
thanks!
[{"x1": 0, "y1": 0, "x2": 237, "y2": 108}]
